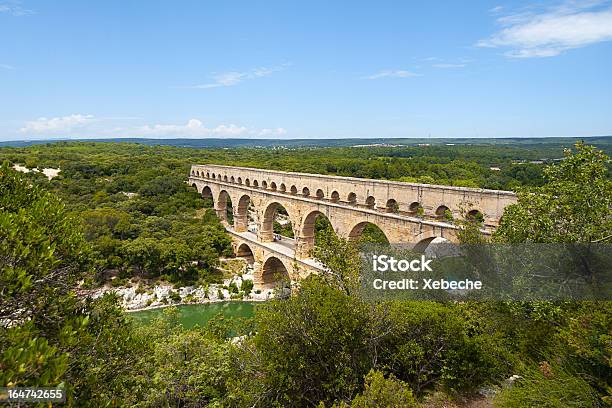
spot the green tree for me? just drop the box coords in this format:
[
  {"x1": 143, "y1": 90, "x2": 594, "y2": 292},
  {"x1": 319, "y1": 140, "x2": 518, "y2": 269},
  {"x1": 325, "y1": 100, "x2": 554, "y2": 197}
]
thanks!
[{"x1": 494, "y1": 142, "x2": 612, "y2": 243}]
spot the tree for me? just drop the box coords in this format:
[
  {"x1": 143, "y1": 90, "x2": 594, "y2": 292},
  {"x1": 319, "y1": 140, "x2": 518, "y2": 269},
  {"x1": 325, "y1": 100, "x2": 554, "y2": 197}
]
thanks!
[{"x1": 494, "y1": 142, "x2": 612, "y2": 243}]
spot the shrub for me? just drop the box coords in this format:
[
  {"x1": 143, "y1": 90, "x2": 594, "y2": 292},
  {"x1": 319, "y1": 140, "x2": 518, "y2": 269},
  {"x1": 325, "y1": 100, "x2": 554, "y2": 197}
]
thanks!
[
  {"x1": 241, "y1": 279, "x2": 254, "y2": 295},
  {"x1": 494, "y1": 362, "x2": 599, "y2": 407}
]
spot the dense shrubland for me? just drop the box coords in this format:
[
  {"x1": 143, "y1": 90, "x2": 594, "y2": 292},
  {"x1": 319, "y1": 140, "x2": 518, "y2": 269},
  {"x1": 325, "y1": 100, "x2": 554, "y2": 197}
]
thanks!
[{"x1": 0, "y1": 141, "x2": 610, "y2": 406}]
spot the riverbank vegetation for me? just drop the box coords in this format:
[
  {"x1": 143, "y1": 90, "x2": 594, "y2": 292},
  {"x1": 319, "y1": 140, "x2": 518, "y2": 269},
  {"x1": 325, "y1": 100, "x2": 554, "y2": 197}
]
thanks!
[{"x1": 1, "y1": 141, "x2": 610, "y2": 406}]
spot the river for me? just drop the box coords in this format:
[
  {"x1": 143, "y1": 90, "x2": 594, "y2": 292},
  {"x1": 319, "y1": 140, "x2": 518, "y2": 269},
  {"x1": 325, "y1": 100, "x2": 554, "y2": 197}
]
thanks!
[{"x1": 129, "y1": 302, "x2": 257, "y2": 329}]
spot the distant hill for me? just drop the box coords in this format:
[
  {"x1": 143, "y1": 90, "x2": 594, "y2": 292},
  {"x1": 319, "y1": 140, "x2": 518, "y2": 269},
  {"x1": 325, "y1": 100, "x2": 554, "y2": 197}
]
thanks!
[{"x1": 1, "y1": 135, "x2": 611, "y2": 151}]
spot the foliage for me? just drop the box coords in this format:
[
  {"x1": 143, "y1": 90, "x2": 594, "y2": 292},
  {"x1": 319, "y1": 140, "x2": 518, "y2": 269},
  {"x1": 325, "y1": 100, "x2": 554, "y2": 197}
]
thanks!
[
  {"x1": 494, "y1": 142, "x2": 612, "y2": 243},
  {"x1": 494, "y1": 362, "x2": 600, "y2": 408},
  {"x1": 343, "y1": 370, "x2": 417, "y2": 408}
]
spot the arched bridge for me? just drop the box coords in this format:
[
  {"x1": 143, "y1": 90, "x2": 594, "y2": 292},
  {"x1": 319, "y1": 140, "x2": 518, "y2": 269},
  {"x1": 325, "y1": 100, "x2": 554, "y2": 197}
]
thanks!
[{"x1": 189, "y1": 164, "x2": 516, "y2": 290}]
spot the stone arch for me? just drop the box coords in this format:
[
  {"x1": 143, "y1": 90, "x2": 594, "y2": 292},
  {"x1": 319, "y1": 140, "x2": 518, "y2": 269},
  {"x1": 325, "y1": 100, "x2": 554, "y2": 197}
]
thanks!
[
  {"x1": 270, "y1": 182, "x2": 277, "y2": 191},
  {"x1": 347, "y1": 221, "x2": 390, "y2": 244},
  {"x1": 223, "y1": 175, "x2": 228, "y2": 182},
  {"x1": 216, "y1": 190, "x2": 233, "y2": 223},
  {"x1": 236, "y1": 242, "x2": 255, "y2": 265},
  {"x1": 245, "y1": 178, "x2": 250, "y2": 186},
  {"x1": 413, "y1": 236, "x2": 437, "y2": 253},
  {"x1": 253, "y1": 180, "x2": 259, "y2": 188},
  {"x1": 206, "y1": 172, "x2": 210, "y2": 178},
  {"x1": 201, "y1": 185, "x2": 213, "y2": 200},
  {"x1": 386, "y1": 198, "x2": 399, "y2": 213},
  {"x1": 298, "y1": 210, "x2": 336, "y2": 256},
  {"x1": 290, "y1": 185, "x2": 298, "y2": 194},
  {"x1": 330, "y1": 191, "x2": 340, "y2": 203},
  {"x1": 230, "y1": 176, "x2": 235, "y2": 183},
  {"x1": 347, "y1": 192, "x2": 357, "y2": 205},
  {"x1": 260, "y1": 256, "x2": 291, "y2": 290},
  {"x1": 191, "y1": 183, "x2": 197, "y2": 189},
  {"x1": 409, "y1": 201, "x2": 422, "y2": 214},
  {"x1": 261, "y1": 202, "x2": 294, "y2": 242},
  {"x1": 234, "y1": 194, "x2": 253, "y2": 232},
  {"x1": 435, "y1": 205, "x2": 450, "y2": 219},
  {"x1": 212, "y1": 173, "x2": 216, "y2": 179},
  {"x1": 466, "y1": 209, "x2": 484, "y2": 222},
  {"x1": 262, "y1": 180, "x2": 268, "y2": 189},
  {"x1": 302, "y1": 187, "x2": 310, "y2": 197},
  {"x1": 365, "y1": 195, "x2": 376, "y2": 209},
  {"x1": 237, "y1": 177, "x2": 242, "y2": 184},
  {"x1": 315, "y1": 189, "x2": 325, "y2": 199},
  {"x1": 279, "y1": 183, "x2": 286, "y2": 192}
]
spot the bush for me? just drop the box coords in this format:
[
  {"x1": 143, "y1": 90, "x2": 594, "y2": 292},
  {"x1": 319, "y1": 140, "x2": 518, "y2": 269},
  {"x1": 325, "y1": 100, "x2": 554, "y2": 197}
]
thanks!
[
  {"x1": 169, "y1": 290, "x2": 181, "y2": 303},
  {"x1": 241, "y1": 279, "x2": 254, "y2": 295},
  {"x1": 347, "y1": 370, "x2": 416, "y2": 408},
  {"x1": 494, "y1": 362, "x2": 600, "y2": 407}
]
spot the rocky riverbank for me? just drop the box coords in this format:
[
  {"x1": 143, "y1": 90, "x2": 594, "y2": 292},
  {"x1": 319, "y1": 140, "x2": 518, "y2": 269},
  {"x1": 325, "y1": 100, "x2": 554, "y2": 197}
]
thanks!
[{"x1": 84, "y1": 271, "x2": 273, "y2": 311}]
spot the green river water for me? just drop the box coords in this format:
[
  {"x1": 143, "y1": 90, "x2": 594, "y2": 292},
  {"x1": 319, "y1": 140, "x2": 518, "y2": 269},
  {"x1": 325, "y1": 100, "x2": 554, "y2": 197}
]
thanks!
[{"x1": 129, "y1": 302, "x2": 257, "y2": 329}]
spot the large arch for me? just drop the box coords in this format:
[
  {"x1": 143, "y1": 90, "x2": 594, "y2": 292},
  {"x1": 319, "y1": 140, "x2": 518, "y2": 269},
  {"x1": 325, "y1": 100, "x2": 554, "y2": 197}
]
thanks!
[
  {"x1": 347, "y1": 221, "x2": 390, "y2": 244},
  {"x1": 261, "y1": 202, "x2": 294, "y2": 242},
  {"x1": 297, "y1": 210, "x2": 336, "y2": 256},
  {"x1": 216, "y1": 190, "x2": 233, "y2": 224},
  {"x1": 201, "y1": 186, "x2": 213, "y2": 207},
  {"x1": 234, "y1": 194, "x2": 253, "y2": 232},
  {"x1": 260, "y1": 256, "x2": 291, "y2": 291},
  {"x1": 236, "y1": 242, "x2": 255, "y2": 265}
]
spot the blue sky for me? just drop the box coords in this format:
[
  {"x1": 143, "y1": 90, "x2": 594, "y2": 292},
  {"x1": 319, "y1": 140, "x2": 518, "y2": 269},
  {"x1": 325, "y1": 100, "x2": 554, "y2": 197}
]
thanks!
[{"x1": 1, "y1": 0, "x2": 611, "y2": 141}]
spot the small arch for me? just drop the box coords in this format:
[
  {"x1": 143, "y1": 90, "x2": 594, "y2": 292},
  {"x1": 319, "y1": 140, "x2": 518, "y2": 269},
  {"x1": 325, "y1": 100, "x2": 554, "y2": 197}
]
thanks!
[
  {"x1": 386, "y1": 199, "x2": 399, "y2": 213},
  {"x1": 245, "y1": 178, "x2": 251, "y2": 186},
  {"x1": 262, "y1": 180, "x2": 268, "y2": 189},
  {"x1": 212, "y1": 173, "x2": 216, "y2": 179},
  {"x1": 330, "y1": 191, "x2": 340, "y2": 203},
  {"x1": 290, "y1": 185, "x2": 298, "y2": 195},
  {"x1": 253, "y1": 180, "x2": 259, "y2": 188},
  {"x1": 365, "y1": 196, "x2": 376, "y2": 209},
  {"x1": 230, "y1": 176, "x2": 235, "y2": 183},
  {"x1": 279, "y1": 183, "x2": 286, "y2": 192},
  {"x1": 237, "y1": 177, "x2": 242, "y2": 184},
  {"x1": 347, "y1": 192, "x2": 357, "y2": 205},
  {"x1": 435, "y1": 205, "x2": 450, "y2": 219},
  {"x1": 224, "y1": 175, "x2": 228, "y2": 182},
  {"x1": 302, "y1": 187, "x2": 310, "y2": 197},
  {"x1": 466, "y1": 209, "x2": 484, "y2": 223},
  {"x1": 236, "y1": 243, "x2": 255, "y2": 265},
  {"x1": 206, "y1": 172, "x2": 210, "y2": 178},
  {"x1": 270, "y1": 182, "x2": 277, "y2": 191},
  {"x1": 191, "y1": 183, "x2": 197, "y2": 189},
  {"x1": 261, "y1": 256, "x2": 291, "y2": 291},
  {"x1": 315, "y1": 189, "x2": 325, "y2": 199},
  {"x1": 409, "y1": 202, "x2": 422, "y2": 214}
]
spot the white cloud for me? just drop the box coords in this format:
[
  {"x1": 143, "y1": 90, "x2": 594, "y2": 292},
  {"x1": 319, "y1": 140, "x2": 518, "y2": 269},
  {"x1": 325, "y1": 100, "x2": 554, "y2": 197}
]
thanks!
[
  {"x1": 184, "y1": 63, "x2": 291, "y2": 89},
  {"x1": 0, "y1": 1, "x2": 33, "y2": 16},
  {"x1": 478, "y1": 1, "x2": 612, "y2": 58},
  {"x1": 18, "y1": 115, "x2": 287, "y2": 139},
  {"x1": 364, "y1": 70, "x2": 421, "y2": 80},
  {"x1": 131, "y1": 119, "x2": 287, "y2": 138},
  {"x1": 20, "y1": 114, "x2": 94, "y2": 134}
]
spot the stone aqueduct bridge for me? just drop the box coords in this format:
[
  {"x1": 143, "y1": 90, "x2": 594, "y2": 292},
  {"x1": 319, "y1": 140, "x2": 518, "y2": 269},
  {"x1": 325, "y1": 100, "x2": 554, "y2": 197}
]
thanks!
[{"x1": 188, "y1": 164, "x2": 516, "y2": 289}]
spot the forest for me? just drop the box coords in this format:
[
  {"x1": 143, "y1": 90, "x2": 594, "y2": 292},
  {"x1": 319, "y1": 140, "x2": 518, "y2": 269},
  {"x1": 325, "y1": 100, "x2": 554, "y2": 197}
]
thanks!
[{"x1": 0, "y1": 140, "x2": 611, "y2": 407}]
